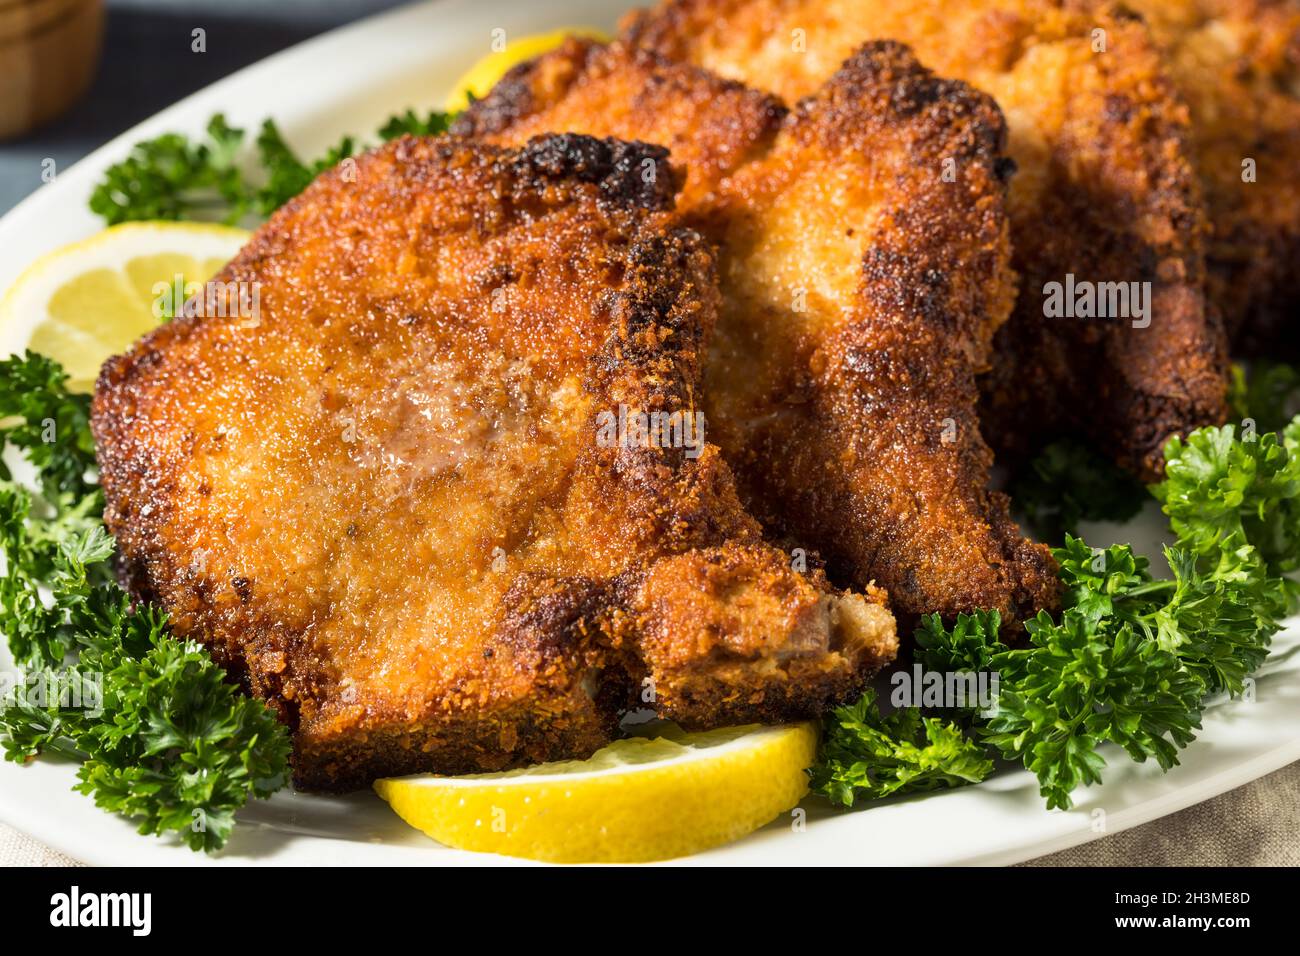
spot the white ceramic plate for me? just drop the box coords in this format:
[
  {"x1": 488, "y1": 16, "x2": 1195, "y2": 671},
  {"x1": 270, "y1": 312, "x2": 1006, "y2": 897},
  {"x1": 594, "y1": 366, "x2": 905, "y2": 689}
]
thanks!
[{"x1": 1, "y1": 0, "x2": 1297, "y2": 867}]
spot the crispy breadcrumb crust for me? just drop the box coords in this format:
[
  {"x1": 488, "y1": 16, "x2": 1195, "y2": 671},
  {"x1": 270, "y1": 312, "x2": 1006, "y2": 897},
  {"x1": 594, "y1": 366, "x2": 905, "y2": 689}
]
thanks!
[
  {"x1": 1128, "y1": 0, "x2": 1300, "y2": 355},
  {"x1": 92, "y1": 133, "x2": 896, "y2": 791},
  {"x1": 459, "y1": 38, "x2": 1060, "y2": 627},
  {"x1": 624, "y1": 0, "x2": 1231, "y2": 479}
]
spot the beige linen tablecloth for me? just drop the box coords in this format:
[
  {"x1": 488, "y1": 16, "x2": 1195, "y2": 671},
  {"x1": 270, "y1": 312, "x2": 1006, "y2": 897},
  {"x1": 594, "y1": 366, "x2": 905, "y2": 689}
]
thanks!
[{"x1": 4, "y1": 760, "x2": 1297, "y2": 866}]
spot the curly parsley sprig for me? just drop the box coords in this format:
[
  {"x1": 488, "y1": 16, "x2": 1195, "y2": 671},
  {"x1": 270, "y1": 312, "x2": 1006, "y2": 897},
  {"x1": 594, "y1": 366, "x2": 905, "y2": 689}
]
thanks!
[
  {"x1": 1153, "y1": 420, "x2": 1300, "y2": 577},
  {"x1": 1229, "y1": 360, "x2": 1300, "y2": 435},
  {"x1": 89, "y1": 109, "x2": 456, "y2": 226},
  {"x1": 809, "y1": 689, "x2": 993, "y2": 807},
  {"x1": 1009, "y1": 439, "x2": 1148, "y2": 541}
]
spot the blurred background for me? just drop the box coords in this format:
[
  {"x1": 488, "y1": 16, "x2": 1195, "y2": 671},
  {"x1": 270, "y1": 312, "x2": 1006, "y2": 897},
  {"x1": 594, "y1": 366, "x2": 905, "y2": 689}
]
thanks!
[{"x1": 0, "y1": 0, "x2": 409, "y2": 213}]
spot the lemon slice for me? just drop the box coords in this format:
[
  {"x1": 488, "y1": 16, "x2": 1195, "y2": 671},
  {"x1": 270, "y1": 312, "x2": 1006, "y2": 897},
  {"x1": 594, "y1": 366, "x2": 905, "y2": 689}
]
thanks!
[
  {"x1": 375, "y1": 723, "x2": 817, "y2": 863},
  {"x1": 445, "y1": 26, "x2": 610, "y2": 112},
  {"x1": 0, "y1": 222, "x2": 250, "y2": 392}
]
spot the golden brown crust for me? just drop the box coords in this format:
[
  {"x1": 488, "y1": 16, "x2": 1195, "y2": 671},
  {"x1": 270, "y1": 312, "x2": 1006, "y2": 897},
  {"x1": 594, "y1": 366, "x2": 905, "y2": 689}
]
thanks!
[
  {"x1": 461, "y1": 39, "x2": 1059, "y2": 627},
  {"x1": 1127, "y1": 0, "x2": 1300, "y2": 355},
  {"x1": 92, "y1": 133, "x2": 896, "y2": 791},
  {"x1": 625, "y1": 0, "x2": 1231, "y2": 480}
]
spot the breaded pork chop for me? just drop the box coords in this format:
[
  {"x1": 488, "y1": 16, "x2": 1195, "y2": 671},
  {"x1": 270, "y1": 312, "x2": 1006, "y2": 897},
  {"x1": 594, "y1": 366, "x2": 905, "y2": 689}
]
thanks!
[
  {"x1": 458, "y1": 40, "x2": 1060, "y2": 627},
  {"x1": 92, "y1": 134, "x2": 896, "y2": 791},
  {"x1": 624, "y1": 0, "x2": 1231, "y2": 479},
  {"x1": 1128, "y1": 0, "x2": 1300, "y2": 355}
]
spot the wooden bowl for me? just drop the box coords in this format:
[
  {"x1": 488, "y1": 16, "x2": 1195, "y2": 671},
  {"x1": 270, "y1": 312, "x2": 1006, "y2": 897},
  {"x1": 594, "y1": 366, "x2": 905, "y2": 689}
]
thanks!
[
  {"x1": 0, "y1": 0, "x2": 88, "y2": 43},
  {"x1": 0, "y1": 0, "x2": 104, "y2": 141}
]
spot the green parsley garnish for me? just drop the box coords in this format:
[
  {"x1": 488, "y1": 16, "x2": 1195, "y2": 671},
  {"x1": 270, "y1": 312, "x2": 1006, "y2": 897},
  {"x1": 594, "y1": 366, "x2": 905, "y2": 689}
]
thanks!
[
  {"x1": 810, "y1": 689, "x2": 994, "y2": 807},
  {"x1": 1009, "y1": 438, "x2": 1148, "y2": 541},
  {"x1": 88, "y1": 115, "x2": 251, "y2": 225},
  {"x1": 1154, "y1": 420, "x2": 1300, "y2": 578},
  {"x1": 375, "y1": 108, "x2": 456, "y2": 141},
  {"x1": 89, "y1": 109, "x2": 456, "y2": 226},
  {"x1": 1229, "y1": 360, "x2": 1300, "y2": 436}
]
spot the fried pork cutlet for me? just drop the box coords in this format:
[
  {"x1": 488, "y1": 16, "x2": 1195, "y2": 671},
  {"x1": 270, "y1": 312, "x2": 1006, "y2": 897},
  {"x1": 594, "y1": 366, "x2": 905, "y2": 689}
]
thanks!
[
  {"x1": 92, "y1": 134, "x2": 896, "y2": 791},
  {"x1": 624, "y1": 0, "x2": 1232, "y2": 480},
  {"x1": 1127, "y1": 0, "x2": 1300, "y2": 355},
  {"x1": 457, "y1": 39, "x2": 1060, "y2": 627}
]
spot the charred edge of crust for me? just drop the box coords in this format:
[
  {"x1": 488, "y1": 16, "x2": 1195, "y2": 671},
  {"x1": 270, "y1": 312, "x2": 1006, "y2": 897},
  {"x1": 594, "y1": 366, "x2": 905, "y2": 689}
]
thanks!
[
  {"x1": 511, "y1": 133, "x2": 680, "y2": 211},
  {"x1": 261, "y1": 133, "x2": 683, "y2": 228},
  {"x1": 799, "y1": 40, "x2": 1009, "y2": 164},
  {"x1": 494, "y1": 574, "x2": 612, "y2": 661},
  {"x1": 450, "y1": 35, "x2": 606, "y2": 137},
  {"x1": 1117, "y1": 373, "x2": 1231, "y2": 480},
  {"x1": 984, "y1": 490, "x2": 1064, "y2": 628},
  {"x1": 585, "y1": 226, "x2": 717, "y2": 477},
  {"x1": 592, "y1": 227, "x2": 715, "y2": 381}
]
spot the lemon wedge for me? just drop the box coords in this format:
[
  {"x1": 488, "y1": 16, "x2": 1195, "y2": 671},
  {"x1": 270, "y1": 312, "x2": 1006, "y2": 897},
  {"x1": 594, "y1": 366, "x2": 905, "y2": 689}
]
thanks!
[
  {"x1": 0, "y1": 222, "x2": 250, "y2": 392},
  {"x1": 444, "y1": 26, "x2": 610, "y2": 112},
  {"x1": 375, "y1": 723, "x2": 818, "y2": 863}
]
